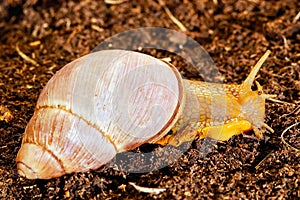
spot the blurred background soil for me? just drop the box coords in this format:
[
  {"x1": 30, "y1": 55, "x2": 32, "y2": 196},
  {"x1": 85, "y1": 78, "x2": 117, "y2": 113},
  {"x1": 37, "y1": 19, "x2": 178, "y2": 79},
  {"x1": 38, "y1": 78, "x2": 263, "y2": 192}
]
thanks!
[{"x1": 0, "y1": 0, "x2": 299, "y2": 199}]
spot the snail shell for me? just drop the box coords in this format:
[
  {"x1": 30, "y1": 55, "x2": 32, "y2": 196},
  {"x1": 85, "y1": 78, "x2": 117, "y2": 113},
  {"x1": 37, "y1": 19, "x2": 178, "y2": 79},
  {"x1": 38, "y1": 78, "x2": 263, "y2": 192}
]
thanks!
[
  {"x1": 16, "y1": 50, "x2": 187, "y2": 179},
  {"x1": 16, "y1": 49, "x2": 273, "y2": 179}
]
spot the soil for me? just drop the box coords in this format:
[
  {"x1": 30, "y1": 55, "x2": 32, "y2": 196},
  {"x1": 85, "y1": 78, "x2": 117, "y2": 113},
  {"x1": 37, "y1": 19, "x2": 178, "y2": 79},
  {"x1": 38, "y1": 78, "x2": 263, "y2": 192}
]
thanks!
[{"x1": 0, "y1": 0, "x2": 299, "y2": 199}]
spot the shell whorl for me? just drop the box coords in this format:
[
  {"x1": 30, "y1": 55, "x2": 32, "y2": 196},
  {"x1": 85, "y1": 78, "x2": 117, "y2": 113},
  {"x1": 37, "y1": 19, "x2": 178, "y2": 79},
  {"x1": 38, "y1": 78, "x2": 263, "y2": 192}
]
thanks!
[{"x1": 16, "y1": 107, "x2": 116, "y2": 179}]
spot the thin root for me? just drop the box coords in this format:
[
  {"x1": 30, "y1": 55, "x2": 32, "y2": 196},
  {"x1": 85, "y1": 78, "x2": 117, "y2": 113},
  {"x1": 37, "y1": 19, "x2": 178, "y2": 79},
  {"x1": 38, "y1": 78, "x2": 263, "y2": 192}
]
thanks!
[
  {"x1": 263, "y1": 123, "x2": 274, "y2": 133},
  {"x1": 158, "y1": 0, "x2": 187, "y2": 32},
  {"x1": 255, "y1": 151, "x2": 272, "y2": 170},
  {"x1": 104, "y1": 0, "x2": 128, "y2": 4},
  {"x1": 293, "y1": 11, "x2": 300, "y2": 23},
  {"x1": 16, "y1": 43, "x2": 38, "y2": 66},
  {"x1": 267, "y1": 98, "x2": 294, "y2": 105},
  {"x1": 263, "y1": 94, "x2": 277, "y2": 99},
  {"x1": 280, "y1": 122, "x2": 300, "y2": 152},
  {"x1": 91, "y1": 25, "x2": 104, "y2": 33},
  {"x1": 129, "y1": 182, "x2": 166, "y2": 194}
]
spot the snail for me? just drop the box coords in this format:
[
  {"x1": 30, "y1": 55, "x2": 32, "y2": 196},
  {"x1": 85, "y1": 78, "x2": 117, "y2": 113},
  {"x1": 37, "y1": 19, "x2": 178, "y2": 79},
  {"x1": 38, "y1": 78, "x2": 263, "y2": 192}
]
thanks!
[{"x1": 16, "y1": 49, "x2": 275, "y2": 179}]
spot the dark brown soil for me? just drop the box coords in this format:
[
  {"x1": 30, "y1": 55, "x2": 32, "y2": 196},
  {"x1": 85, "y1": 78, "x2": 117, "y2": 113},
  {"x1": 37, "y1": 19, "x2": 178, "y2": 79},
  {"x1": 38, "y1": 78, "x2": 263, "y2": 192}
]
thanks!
[{"x1": 0, "y1": 0, "x2": 299, "y2": 199}]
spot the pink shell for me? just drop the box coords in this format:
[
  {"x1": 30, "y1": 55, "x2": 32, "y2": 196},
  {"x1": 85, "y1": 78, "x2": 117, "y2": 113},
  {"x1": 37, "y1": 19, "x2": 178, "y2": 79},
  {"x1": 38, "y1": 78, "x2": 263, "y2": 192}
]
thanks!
[{"x1": 16, "y1": 50, "x2": 184, "y2": 179}]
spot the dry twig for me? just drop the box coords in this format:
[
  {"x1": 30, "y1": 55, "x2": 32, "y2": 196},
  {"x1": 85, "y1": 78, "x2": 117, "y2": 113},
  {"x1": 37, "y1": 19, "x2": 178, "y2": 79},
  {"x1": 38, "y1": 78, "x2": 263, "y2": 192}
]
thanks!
[
  {"x1": 104, "y1": 0, "x2": 128, "y2": 4},
  {"x1": 129, "y1": 182, "x2": 166, "y2": 194},
  {"x1": 16, "y1": 43, "x2": 38, "y2": 66},
  {"x1": 158, "y1": 0, "x2": 187, "y2": 32},
  {"x1": 255, "y1": 151, "x2": 272, "y2": 170},
  {"x1": 281, "y1": 122, "x2": 300, "y2": 152},
  {"x1": 293, "y1": 11, "x2": 300, "y2": 23},
  {"x1": 91, "y1": 24, "x2": 104, "y2": 33},
  {"x1": 267, "y1": 98, "x2": 294, "y2": 105}
]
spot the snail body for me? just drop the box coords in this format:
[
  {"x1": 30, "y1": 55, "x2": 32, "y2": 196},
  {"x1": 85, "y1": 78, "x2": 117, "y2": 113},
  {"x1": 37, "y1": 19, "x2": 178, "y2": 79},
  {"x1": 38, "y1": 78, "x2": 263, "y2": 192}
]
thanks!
[{"x1": 16, "y1": 49, "x2": 273, "y2": 179}]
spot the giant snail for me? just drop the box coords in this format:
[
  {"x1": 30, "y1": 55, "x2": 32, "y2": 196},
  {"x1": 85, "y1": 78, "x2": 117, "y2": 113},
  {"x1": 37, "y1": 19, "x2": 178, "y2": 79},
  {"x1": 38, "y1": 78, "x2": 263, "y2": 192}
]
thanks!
[{"x1": 16, "y1": 49, "x2": 275, "y2": 179}]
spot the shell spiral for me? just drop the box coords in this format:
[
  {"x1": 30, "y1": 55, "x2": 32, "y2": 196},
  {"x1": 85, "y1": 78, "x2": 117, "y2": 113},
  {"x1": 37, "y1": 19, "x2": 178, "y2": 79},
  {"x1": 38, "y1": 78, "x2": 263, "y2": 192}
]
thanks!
[{"x1": 16, "y1": 50, "x2": 185, "y2": 179}]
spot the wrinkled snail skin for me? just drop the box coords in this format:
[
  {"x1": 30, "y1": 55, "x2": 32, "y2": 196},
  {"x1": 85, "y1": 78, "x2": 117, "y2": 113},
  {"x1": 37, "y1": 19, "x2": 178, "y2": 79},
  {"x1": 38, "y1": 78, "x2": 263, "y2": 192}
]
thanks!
[
  {"x1": 159, "y1": 50, "x2": 273, "y2": 145},
  {"x1": 16, "y1": 49, "x2": 273, "y2": 179}
]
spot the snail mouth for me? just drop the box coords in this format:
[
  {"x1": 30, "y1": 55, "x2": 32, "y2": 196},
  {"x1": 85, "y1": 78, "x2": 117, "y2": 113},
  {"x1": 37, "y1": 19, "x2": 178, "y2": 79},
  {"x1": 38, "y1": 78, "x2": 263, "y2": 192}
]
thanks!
[{"x1": 16, "y1": 143, "x2": 65, "y2": 179}]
